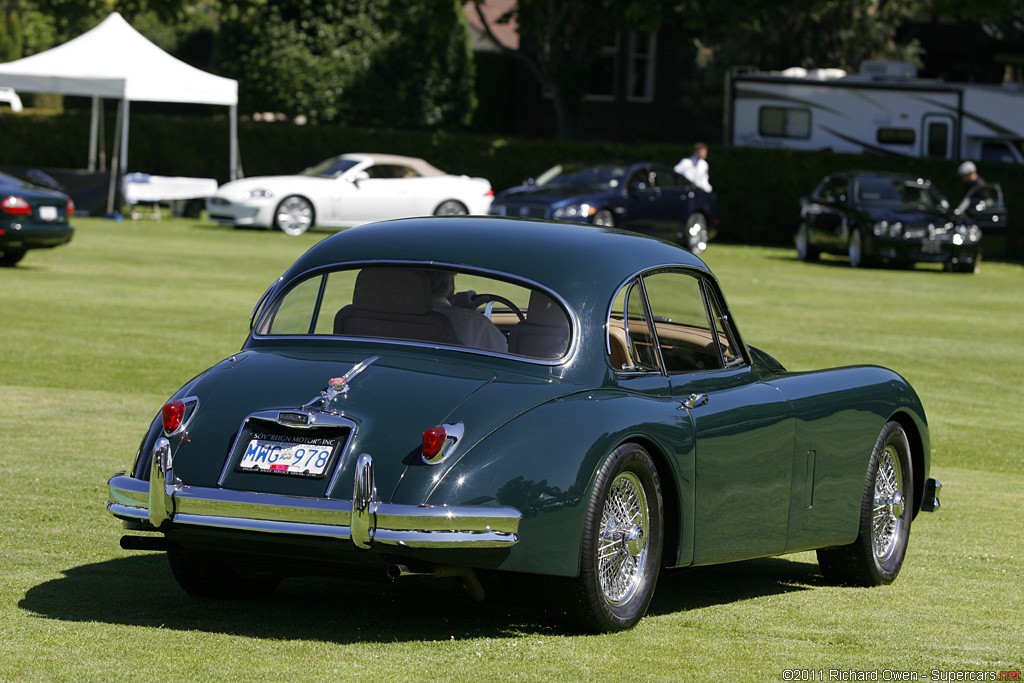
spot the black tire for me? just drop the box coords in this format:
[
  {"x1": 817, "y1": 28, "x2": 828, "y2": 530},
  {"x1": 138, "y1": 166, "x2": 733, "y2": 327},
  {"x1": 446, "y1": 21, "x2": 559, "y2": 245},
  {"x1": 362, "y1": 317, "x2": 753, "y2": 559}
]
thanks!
[
  {"x1": 796, "y1": 224, "x2": 819, "y2": 262},
  {"x1": 592, "y1": 209, "x2": 615, "y2": 227},
  {"x1": 566, "y1": 443, "x2": 663, "y2": 632},
  {"x1": 433, "y1": 200, "x2": 468, "y2": 216},
  {"x1": 274, "y1": 195, "x2": 315, "y2": 236},
  {"x1": 683, "y1": 212, "x2": 709, "y2": 254},
  {"x1": 0, "y1": 247, "x2": 27, "y2": 267},
  {"x1": 817, "y1": 421, "x2": 913, "y2": 586},
  {"x1": 168, "y1": 548, "x2": 281, "y2": 599}
]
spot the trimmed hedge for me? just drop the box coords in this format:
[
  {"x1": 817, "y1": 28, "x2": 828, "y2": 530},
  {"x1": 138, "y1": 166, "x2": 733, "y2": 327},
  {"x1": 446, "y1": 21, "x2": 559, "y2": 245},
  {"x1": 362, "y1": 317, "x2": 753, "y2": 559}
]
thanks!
[{"x1": 3, "y1": 110, "x2": 1022, "y2": 249}]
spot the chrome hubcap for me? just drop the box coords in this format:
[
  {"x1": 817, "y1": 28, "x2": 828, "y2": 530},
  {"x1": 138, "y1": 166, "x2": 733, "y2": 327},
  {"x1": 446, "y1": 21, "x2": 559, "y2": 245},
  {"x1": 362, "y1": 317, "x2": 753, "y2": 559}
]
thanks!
[
  {"x1": 597, "y1": 472, "x2": 649, "y2": 605},
  {"x1": 278, "y1": 198, "x2": 312, "y2": 234},
  {"x1": 872, "y1": 445, "x2": 905, "y2": 561}
]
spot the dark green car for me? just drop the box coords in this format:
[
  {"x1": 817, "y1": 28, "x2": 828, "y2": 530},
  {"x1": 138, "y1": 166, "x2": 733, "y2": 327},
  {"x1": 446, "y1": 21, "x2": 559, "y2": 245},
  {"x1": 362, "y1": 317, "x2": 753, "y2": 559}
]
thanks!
[
  {"x1": 107, "y1": 216, "x2": 940, "y2": 632},
  {"x1": 0, "y1": 171, "x2": 74, "y2": 266}
]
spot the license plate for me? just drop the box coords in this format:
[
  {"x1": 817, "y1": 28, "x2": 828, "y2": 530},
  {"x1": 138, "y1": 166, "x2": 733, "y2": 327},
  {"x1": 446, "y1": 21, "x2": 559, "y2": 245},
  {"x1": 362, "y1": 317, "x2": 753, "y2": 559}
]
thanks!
[
  {"x1": 921, "y1": 240, "x2": 942, "y2": 254},
  {"x1": 39, "y1": 206, "x2": 58, "y2": 221},
  {"x1": 238, "y1": 436, "x2": 335, "y2": 477}
]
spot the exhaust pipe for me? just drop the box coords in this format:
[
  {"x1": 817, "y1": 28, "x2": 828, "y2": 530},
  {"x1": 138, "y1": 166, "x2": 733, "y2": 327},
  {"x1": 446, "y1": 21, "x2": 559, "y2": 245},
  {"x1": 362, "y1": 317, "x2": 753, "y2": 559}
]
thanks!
[
  {"x1": 387, "y1": 563, "x2": 485, "y2": 602},
  {"x1": 120, "y1": 535, "x2": 171, "y2": 552}
]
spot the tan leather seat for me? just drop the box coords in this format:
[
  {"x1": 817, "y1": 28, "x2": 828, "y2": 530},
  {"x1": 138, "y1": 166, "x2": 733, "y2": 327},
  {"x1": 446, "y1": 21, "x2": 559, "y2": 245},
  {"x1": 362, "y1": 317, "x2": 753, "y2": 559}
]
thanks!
[{"x1": 334, "y1": 268, "x2": 458, "y2": 344}]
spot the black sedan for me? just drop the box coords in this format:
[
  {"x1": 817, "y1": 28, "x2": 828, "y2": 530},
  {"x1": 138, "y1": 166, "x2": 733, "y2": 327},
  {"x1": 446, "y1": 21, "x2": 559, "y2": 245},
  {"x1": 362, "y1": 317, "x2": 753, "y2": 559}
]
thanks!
[
  {"x1": 797, "y1": 171, "x2": 981, "y2": 272},
  {"x1": 488, "y1": 162, "x2": 718, "y2": 254},
  {"x1": 0, "y1": 171, "x2": 74, "y2": 266}
]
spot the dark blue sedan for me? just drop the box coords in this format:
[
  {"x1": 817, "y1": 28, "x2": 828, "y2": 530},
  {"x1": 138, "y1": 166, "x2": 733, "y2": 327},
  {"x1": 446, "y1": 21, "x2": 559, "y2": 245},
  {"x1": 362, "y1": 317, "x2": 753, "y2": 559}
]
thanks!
[{"x1": 488, "y1": 162, "x2": 719, "y2": 254}]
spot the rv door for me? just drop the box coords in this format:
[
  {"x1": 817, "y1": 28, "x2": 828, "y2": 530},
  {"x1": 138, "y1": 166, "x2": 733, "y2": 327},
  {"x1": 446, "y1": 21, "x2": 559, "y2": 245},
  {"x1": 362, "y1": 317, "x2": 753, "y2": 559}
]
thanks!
[{"x1": 922, "y1": 114, "x2": 955, "y2": 159}]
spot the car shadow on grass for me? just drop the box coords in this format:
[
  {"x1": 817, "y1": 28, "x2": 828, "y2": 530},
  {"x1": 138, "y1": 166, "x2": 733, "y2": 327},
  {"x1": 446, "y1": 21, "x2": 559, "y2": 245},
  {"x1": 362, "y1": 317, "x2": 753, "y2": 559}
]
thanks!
[{"x1": 20, "y1": 554, "x2": 825, "y2": 640}]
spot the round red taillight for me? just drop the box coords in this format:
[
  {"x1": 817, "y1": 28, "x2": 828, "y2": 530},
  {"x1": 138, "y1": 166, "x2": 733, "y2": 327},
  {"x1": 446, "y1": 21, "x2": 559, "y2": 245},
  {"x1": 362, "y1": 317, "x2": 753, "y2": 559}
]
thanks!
[
  {"x1": 422, "y1": 426, "x2": 447, "y2": 459},
  {"x1": 1, "y1": 195, "x2": 32, "y2": 216},
  {"x1": 162, "y1": 401, "x2": 186, "y2": 433}
]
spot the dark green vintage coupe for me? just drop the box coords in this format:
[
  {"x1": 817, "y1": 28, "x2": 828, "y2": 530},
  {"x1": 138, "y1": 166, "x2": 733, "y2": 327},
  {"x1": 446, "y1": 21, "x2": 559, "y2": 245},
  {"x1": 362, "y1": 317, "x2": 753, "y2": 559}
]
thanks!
[{"x1": 107, "y1": 216, "x2": 940, "y2": 632}]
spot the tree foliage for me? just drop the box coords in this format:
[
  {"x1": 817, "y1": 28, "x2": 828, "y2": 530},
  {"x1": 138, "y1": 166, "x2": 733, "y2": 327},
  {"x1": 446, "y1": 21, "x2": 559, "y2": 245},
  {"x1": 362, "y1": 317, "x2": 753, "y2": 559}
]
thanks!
[{"x1": 215, "y1": 0, "x2": 475, "y2": 127}]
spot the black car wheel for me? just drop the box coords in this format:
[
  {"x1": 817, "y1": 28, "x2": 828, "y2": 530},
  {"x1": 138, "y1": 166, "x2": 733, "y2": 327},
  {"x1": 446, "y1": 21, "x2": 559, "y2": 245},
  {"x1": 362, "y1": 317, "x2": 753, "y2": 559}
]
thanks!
[
  {"x1": 168, "y1": 548, "x2": 282, "y2": 599},
  {"x1": 683, "y1": 212, "x2": 709, "y2": 254},
  {"x1": 566, "y1": 443, "x2": 663, "y2": 632},
  {"x1": 0, "y1": 247, "x2": 27, "y2": 267},
  {"x1": 274, "y1": 195, "x2": 315, "y2": 236},
  {"x1": 796, "y1": 224, "x2": 819, "y2": 262},
  {"x1": 817, "y1": 421, "x2": 913, "y2": 586}
]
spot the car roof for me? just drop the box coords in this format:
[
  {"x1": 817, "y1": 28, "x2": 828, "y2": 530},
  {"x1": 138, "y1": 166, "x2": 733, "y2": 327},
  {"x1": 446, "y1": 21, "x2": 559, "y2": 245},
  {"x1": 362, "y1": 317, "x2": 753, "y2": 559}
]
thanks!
[
  {"x1": 282, "y1": 216, "x2": 709, "y2": 305},
  {"x1": 341, "y1": 153, "x2": 446, "y2": 177}
]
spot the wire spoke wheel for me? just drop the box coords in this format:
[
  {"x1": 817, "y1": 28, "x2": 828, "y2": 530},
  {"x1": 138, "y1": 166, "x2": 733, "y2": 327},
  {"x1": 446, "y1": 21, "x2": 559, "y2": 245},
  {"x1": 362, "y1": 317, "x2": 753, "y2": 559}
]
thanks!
[
  {"x1": 817, "y1": 421, "x2": 913, "y2": 586},
  {"x1": 597, "y1": 471, "x2": 650, "y2": 605},
  {"x1": 872, "y1": 444, "x2": 905, "y2": 562},
  {"x1": 567, "y1": 443, "x2": 662, "y2": 632}
]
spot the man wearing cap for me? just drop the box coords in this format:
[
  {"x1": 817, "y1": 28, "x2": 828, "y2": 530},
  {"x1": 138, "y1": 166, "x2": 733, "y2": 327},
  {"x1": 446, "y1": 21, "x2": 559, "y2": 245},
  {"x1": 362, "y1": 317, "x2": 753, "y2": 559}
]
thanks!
[{"x1": 956, "y1": 161, "x2": 989, "y2": 213}]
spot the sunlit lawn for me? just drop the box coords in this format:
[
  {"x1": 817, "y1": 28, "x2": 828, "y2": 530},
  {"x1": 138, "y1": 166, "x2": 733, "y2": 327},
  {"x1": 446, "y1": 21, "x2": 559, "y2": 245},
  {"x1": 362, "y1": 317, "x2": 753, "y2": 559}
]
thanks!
[{"x1": 1, "y1": 218, "x2": 1021, "y2": 681}]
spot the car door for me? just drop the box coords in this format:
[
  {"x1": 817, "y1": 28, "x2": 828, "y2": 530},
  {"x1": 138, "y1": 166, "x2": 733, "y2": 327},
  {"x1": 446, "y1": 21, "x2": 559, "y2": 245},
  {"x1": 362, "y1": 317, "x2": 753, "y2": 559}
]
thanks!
[
  {"x1": 338, "y1": 163, "x2": 418, "y2": 224},
  {"x1": 621, "y1": 165, "x2": 663, "y2": 233},
  {"x1": 634, "y1": 269, "x2": 796, "y2": 565},
  {"x1": 802, "y1": 175, "x2": 851, "y2": 249}
]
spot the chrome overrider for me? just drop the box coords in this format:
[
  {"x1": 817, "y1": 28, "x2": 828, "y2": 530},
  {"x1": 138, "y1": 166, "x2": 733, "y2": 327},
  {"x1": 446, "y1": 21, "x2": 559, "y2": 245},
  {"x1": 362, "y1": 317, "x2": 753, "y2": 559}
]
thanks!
[{"x1": 107, "y1": 438, "x2": 522, "y2": 549}]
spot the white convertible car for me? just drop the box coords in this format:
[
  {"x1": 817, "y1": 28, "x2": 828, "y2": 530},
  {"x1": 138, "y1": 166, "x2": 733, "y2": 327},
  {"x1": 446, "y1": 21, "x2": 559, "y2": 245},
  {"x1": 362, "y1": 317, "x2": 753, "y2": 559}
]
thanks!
[{"x1": 207, "y1": 153, "x2": 494, "y2": 235}]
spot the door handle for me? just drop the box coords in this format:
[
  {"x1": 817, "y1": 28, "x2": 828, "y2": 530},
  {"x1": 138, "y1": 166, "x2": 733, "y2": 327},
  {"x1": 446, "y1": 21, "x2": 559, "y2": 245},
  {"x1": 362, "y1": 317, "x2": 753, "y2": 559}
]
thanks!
[{"x1": 682, "y1": 393, "x2": 709, "y2": 410}]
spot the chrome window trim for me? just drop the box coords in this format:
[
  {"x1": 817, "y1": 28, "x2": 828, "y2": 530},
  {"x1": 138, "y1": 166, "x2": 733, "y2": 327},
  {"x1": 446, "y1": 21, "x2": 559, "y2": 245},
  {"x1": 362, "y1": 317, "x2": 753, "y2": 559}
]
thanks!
[{"x1": 250, "y1": 260, "x2": 580, "y2": 367}]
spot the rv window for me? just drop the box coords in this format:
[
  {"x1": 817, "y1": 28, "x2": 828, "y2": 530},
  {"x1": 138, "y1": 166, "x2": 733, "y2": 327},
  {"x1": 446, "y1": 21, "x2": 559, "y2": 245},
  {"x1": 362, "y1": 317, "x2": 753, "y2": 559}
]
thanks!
[
  {"x1": 980, "y1": 141, "x2": 1020, "y2": 164},
  {"x1": 758, "y1": 107, "x2": 810, "y2": 139},
  {"x1": 877, "y1": 128, "x2": 915, "y2": 146}
]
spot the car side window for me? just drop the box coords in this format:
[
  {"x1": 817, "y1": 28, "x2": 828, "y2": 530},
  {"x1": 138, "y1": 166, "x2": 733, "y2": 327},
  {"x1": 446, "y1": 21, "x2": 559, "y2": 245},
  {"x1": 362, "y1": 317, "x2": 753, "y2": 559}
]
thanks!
[
  {"x1": 609, "y1": 279, "x2": 660, "y2": 372},
  {"x1": 641, "y1": 270, "x2": 745, "y2": 373},
  {"x1": 817, "y1": 176, "x2": 848, "y2": 204}
]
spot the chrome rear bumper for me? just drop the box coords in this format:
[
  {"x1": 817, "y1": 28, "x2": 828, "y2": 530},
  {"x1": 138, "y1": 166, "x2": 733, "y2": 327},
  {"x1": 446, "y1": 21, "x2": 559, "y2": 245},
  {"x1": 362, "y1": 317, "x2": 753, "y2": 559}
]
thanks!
[{"x1": 108, "y1": 438, "x2": 521, "y2": 549}]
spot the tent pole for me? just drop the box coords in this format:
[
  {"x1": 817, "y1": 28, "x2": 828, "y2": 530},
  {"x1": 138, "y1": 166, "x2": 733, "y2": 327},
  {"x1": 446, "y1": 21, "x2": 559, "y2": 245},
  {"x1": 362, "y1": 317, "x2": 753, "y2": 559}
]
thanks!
[
  {"x1": 88, "y1": 96, "x2": 100, "y2": 172},
  {"x1": 106, "y1": 98, "x2": 123, "y2": 216},
  {"x1": 229, "y1": 103, "x2": 238, "y2": 181},
  {"x1": 120, "y1": 97, "x2": 130, "y2": 174}
]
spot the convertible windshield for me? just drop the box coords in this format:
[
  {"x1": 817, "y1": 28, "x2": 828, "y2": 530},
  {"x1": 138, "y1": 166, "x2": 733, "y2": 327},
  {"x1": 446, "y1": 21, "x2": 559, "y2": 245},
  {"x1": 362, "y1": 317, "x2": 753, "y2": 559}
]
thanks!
[
  {"x1": 300, "y1": 157, "x2": 360, "y2": 179},
  {"x1": 257, "y1": 265, "x2": 571, "y2": 360},
  {"x1": 535, "y1": 164, "x2": 626, "y2": 191},
  {"x1": 855, "y1": 177, "x2": 948, "y2": 211}
]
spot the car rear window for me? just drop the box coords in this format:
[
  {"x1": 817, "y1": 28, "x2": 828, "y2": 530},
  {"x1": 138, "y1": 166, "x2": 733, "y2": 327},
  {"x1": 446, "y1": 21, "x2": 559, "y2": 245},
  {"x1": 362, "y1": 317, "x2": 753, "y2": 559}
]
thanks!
[{"x1": 256, "y1": 265, "x2": 572, "y2": 360}]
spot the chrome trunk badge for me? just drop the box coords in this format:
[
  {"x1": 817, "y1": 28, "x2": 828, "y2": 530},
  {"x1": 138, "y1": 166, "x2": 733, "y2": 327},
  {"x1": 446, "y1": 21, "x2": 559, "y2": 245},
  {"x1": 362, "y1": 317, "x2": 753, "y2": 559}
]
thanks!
[{"x1": 306, "y1": 355, "x2": 380, "y2": 413}]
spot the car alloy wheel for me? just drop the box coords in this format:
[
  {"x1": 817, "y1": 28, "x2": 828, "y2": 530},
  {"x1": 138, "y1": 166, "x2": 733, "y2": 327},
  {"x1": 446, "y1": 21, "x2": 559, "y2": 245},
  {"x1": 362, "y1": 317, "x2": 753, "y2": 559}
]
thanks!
[
  {"x1": 434, "y1": 200, "x2": 469, "y2": 216},
  {"x1": 274, "y1": 195, "x2": 314, "y2": 236},
  {"x1": 683, "y1": 212, "x2": 709, "y2": 254}
]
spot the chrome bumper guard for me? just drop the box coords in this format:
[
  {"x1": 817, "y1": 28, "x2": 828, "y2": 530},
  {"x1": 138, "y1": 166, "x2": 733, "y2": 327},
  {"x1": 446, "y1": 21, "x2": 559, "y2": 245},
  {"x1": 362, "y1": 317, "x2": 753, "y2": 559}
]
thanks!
[
  {"x1": 921, "y1": 478, "x2": 942, "y2": 513},
  {"x1": 107, "y1": 438, "x2": 521, "y2": 549}
]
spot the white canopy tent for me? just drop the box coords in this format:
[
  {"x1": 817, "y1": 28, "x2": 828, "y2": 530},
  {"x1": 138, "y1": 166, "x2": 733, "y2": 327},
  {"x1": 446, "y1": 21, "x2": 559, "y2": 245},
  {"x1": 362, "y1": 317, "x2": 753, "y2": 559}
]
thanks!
[{"x1": 0, "y1": 12, "x2": 239, "y2": 187}]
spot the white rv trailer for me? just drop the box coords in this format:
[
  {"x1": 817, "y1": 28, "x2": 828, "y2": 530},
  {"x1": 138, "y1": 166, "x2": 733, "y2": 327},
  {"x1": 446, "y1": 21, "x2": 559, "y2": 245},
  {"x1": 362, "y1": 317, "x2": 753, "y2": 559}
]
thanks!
[{"x1": 726, "y1": 61, "x2": 1024, "y2": 164}]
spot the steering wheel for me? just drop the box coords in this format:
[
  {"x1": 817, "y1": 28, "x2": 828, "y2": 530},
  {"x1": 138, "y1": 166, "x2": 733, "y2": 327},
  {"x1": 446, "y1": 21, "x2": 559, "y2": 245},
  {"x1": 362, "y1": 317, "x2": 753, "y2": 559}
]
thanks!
[{"x1": 476, "y1": 293, "x2": 526, "y2": 323}]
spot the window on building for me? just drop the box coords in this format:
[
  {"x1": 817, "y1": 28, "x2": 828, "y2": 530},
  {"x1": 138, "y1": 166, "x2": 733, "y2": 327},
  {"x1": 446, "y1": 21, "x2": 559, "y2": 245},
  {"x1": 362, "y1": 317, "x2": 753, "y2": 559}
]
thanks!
[{"x1": 758, "y1": 107, "x2": 811, "y2": 138}]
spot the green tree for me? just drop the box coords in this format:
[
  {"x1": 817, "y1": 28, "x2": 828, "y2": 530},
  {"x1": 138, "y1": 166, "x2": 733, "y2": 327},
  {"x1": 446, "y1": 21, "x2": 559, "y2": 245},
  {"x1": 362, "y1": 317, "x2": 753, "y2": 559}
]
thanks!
[{"x1": 215, "y1": 0, "x2": 475, "y2": 128}]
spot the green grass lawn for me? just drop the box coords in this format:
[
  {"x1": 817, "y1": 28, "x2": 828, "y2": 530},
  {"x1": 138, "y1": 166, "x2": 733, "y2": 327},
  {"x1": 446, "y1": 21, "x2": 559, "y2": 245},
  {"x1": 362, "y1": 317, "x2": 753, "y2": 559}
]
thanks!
[{"x1": 1, "y1": 218, "x2": 1021, "y2": 681}]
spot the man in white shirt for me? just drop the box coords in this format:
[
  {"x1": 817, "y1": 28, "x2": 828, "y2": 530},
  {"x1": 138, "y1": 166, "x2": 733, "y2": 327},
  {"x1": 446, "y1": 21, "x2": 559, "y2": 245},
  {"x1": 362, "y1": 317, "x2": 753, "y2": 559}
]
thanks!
[{"x1": 674, "y1": 142, "x2": 712, "y2": 193}]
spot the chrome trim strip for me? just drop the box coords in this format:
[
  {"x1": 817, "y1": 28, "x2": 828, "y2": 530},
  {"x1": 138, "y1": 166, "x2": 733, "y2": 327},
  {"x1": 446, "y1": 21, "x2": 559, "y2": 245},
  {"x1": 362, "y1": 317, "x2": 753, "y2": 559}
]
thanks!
[{"x1": 107, "y1": 455, "x2": 521, "y2": 548}]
